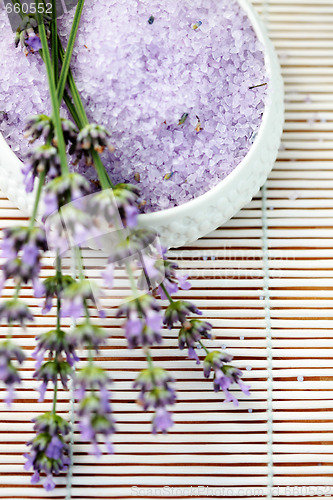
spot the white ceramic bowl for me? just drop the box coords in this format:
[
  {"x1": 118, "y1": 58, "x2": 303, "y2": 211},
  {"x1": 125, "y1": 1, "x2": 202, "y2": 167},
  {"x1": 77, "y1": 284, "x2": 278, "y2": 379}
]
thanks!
[{"x1": 0, "y1": 0, "x2": 284, "y2": 249}]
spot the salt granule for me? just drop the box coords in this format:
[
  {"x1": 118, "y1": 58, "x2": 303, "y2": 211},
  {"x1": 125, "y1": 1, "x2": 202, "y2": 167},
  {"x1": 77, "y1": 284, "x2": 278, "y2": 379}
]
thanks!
[{"x1": 0, "y1": 0, "x2": 268, "y2": 213}]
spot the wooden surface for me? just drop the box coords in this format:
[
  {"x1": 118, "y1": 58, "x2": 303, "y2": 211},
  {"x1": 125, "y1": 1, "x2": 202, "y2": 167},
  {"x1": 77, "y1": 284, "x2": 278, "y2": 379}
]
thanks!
[{"x1": 0, "y1": 0, "x2": 333, "y2": 498}]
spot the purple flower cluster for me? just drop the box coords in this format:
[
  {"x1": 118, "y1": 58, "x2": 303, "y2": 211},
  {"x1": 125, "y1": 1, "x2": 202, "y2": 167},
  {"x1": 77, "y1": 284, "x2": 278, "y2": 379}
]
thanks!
[
  {"x1": 41, "y1": 274, "x2": 75, "y2": 314},
  {"x1": 0, "y1": 226, "x2": 47, "y2": 296},
  {"x1": 75, "y1": 364, "x2": 116, "y2": 456},
  {"x1": 32, "y1": 328, "x2": 79, "y2": 370},
  {"x1": 0, "y1": 299, "x2": 33, "y2": 327},
  {"x1": 68, "y1": 321, "x2": 108, "y2": 353},
  {"x1": 178, "y1": 319, "x2": 213, "y2": 364},
  {"x1": 134, "y1": 366, "x2": 175, "y2": 433},
  {"x1": 32, "y1": 326, "x2": 76, "y2": 402},
  {"x1": 117, "y1": 294, "x2": 163, "y2": 349},
  {"x1": 60, "y1": 278, "x2": 104, "y2": 319},
  {"x1": 77, "y1": 123, "x2": 114, "y2": 160},
  {"x1": 43, "y1": 173, "x2": 90, "y2": 219},
  {"x1": 23, "y1": 144, "x2": 60, "y2": 192},
  {"x1": 155, "y1": 249, "x2": 191, "y2": 299},
  {"x1": 14, "y1": 16, "x2": 42, "y2": 55},
  {"x1": 34, "y1": 358, "x2": 72, "y2": 402},
  {"x1": 163, "y1": 300, "x2": 202, "y2": 329},
  {"x1": 24, "y1": 412, "x2": 70, "y2": 491},
  {"x1": 203, "y1": 350, "x2": 251, "y2": 406},
  {"x1": 0, "y1": 340, "x2": 25, "y2": 405}
]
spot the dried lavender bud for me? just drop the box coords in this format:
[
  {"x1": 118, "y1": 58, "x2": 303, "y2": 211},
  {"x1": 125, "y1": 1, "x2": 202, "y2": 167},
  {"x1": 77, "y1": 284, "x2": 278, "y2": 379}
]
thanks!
[
  {"x1": 22, "y1": 144, "x2": 60, "y2": 192},
  {"x1": 24, "y1": 412, "x2": 70, "y2": 490},
  {"x1": 164, "y1": 300, "x2": 202, "y2": 329},
  {"x1": 0, "y1": 226, "x2": 47, "y2": 294},
  {"x1": 203, "y1": 350, "x2": 250, "y2": 406},
  {"x1": 24, "y1": 114, "x2": 52, "y2": 142},
  {"x1": 112, "y1": 183, "x2": 140, "y2": 228},
  {"x1": 178, "y1": 319, "x2": 212, "y2": 364},
  {"x1": 108, "y1": 228, "x2": 156, "y2": 262},
  {"x1": 60, "y1": 279, "x2": 104, "y2": 319},
  {"x1": 76, "y1": 123, "x2": 113, "y2": 164},
  {"x1": 75, "y1": 365, "x2": 116, "y2": 456},
  {"x1": 249, "y1": 82, "x2": 268, "y2": 90},
  {"x1": 68, "y1": 322, "x2": 108, "y2": 352},
  {"x1": 117, "y1": 294, "x2": 163, "y2": 349},
  {"x1": 155, "y1": 248, "x2": 191, "y2": 298},
  {"x1": 192, "y1": 21, "x2": 202, "y2": 30},
  {"x1": 0, "y1": 340, "x2": 25, "y2": 405},
  {"x1": 43, "y1": 173, "x2": 90, "y2": 218},
  {"x1": 32, "y1": 329, "x2": 79, "y2": 370},
  {"x1": 14, "y1": 16, "x2": 42, "y2": 55},
  {"x1": 134, "y1": 367, "x2": 175, "y2": 433},
  {"x1": 34, "y1": 359, "x2": 73, "y2": 401},
  {"x1": 41, "y1": 275, "x2": 76, "y2": 314},
  {"x1": 178, "y1": 112, "x2": 189, "y2": 125},
  {"x1": 0, "y1": 299, "x2": 33, "y2": 327}
]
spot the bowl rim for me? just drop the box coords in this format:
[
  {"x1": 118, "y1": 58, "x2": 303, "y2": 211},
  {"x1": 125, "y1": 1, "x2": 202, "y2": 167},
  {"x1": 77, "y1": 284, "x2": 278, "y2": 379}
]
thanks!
[{"x1": 138, "y1": 0, "x2": 276, "y2": 224}]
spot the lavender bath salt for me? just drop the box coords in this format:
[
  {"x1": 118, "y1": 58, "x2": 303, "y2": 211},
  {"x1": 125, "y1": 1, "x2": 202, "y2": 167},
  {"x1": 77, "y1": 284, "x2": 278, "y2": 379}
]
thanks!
[{"x1": 0, "y1": 0, "x2": 268, "y2": 212}]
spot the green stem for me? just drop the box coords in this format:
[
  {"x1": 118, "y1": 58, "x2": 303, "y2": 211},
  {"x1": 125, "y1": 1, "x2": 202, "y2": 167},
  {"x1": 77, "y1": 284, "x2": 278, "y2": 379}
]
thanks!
[
  {"x1": 35, "y1": 0, "x2": 69, "y2": 176},
  {"x1": 50, "y1": 0, "x2": 58, "y2": 84},
  {"x1": 52, "y1": 380, "x2": 58, "y2": 414},
  {"x1": 161, "y1": 283, "x2": 174, "y2": 303},
  {"x1": 57, "y1": 40, "x2": 88, "y2": 126},
  {"x1": 91, "y1": 149, "x2": 114, "y2": 189},
  {"x1": 57, "y1": 0, "x2": 85, "y2": 105},
  {"x1": 198, "y1": 340, "x2": 209, "y2": 354},
  {"x1": 74, "y1": 246, "x2": 85, "y2": 280},
  {"x1": 145, "y1": 348, "x2": 154, "y2": 371},
  {"x1": 29, "y1": 170, "x2": 46, "y2": 230},
  {"x1": 56, "y1": 254, "x2": 62, "y2": 331},
  {"x1": 13, "y1": 283, "x2": 21, "y2": 300}
]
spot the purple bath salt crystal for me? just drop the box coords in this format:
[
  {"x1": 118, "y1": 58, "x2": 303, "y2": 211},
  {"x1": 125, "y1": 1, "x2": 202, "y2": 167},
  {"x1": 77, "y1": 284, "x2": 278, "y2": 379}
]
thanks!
[{"x1": 0, "y1": 0, "x2": 268, "y2": 212}]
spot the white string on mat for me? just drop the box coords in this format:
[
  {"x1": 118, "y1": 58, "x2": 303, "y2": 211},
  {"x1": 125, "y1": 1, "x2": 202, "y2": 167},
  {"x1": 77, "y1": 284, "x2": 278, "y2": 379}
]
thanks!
[
  {"x1": 260, "y1": 0, "x2": 274, "y2": 497},
  {"x1": 261, "y1": 183, "x2": 274, "y2": 499}
]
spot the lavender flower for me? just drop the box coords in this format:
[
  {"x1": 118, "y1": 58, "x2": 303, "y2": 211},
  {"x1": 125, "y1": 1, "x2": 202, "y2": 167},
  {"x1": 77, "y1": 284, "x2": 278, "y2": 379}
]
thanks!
[
  {"x1": 22, "y1": 144, "x2": 60, "y2": 192},
  {"x1": 60, "y1": 279, "x2": 104, "y2": 319},
  {"x1": 41, "y1": 275, "x2": 75, "y2": 314},
  {"x1": 0, "y1": 226, "x2": 47, "y2": 294},
  {"x1": 117, "y1": 294, "x2": 163, "y2": 349},
  {"x1": 0, "y1": 299, "x2": 33, "y2": 327},
  {"x1": 43, "y1": 173, "x2": 90, "y2": 218},
  {"x1": 163, "y1": 300, "x2": 202, "y2": 329},
  {"x1": 108, "y1": 228, "x2": 156, "y2": 263},
  {"x1": 152, "y1": 407, "x2": 174, "y2": 434},
  {"x1": 178, "y1": 319, "x2": 213, "y2": 364},
  {"x1": 0, "y1": 340, "x2": 25, "y2": 405},
  {"x1": 112, "y1": 183, "x2": 140, "y2": 228},
  {"x1": 203, "y1": 350, "x2": 251, "y2": 406},
  {"x1": 1, "y1": 226, "x2": 47, "y2": 261},
  {"x1": 24, "y1": 114, "x2": 52, "y2": 142},
  {"x1": 24, "y1": 115, "x2": 77, "y2": 151},
  {"x1": 69, "y1": 322, "x2": 108, "y2": 352},
  {"x1": 32, "y1": 329, "x2": 79, "y2": 370},
  {"x1": 24, "y1": 412, "x2": 70, "y2": 490},
  {"x1": 34, "y1": 359, "x2": 72, "y2": 402},
  {"x1": 77, "y1": 123, "x2": 113, "y2": 155},
  {"x1": 134, "y1": 366, "x2": 175, "y2": 433},
  {"x1": 14, "y1": 16, "x2": 43, "y2": 55},
  {"x1": 155, "y1": 249, "x2": 191, "y2": 298},
  {"x1": 75, "y1": 364, "x2": 116, "y2": 456}
]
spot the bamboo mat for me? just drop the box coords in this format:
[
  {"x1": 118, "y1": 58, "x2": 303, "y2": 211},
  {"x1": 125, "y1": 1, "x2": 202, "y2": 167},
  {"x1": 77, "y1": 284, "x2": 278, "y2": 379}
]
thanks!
[{"x1": 1, "y1": 0, "x2": 333, "y2": 498}]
